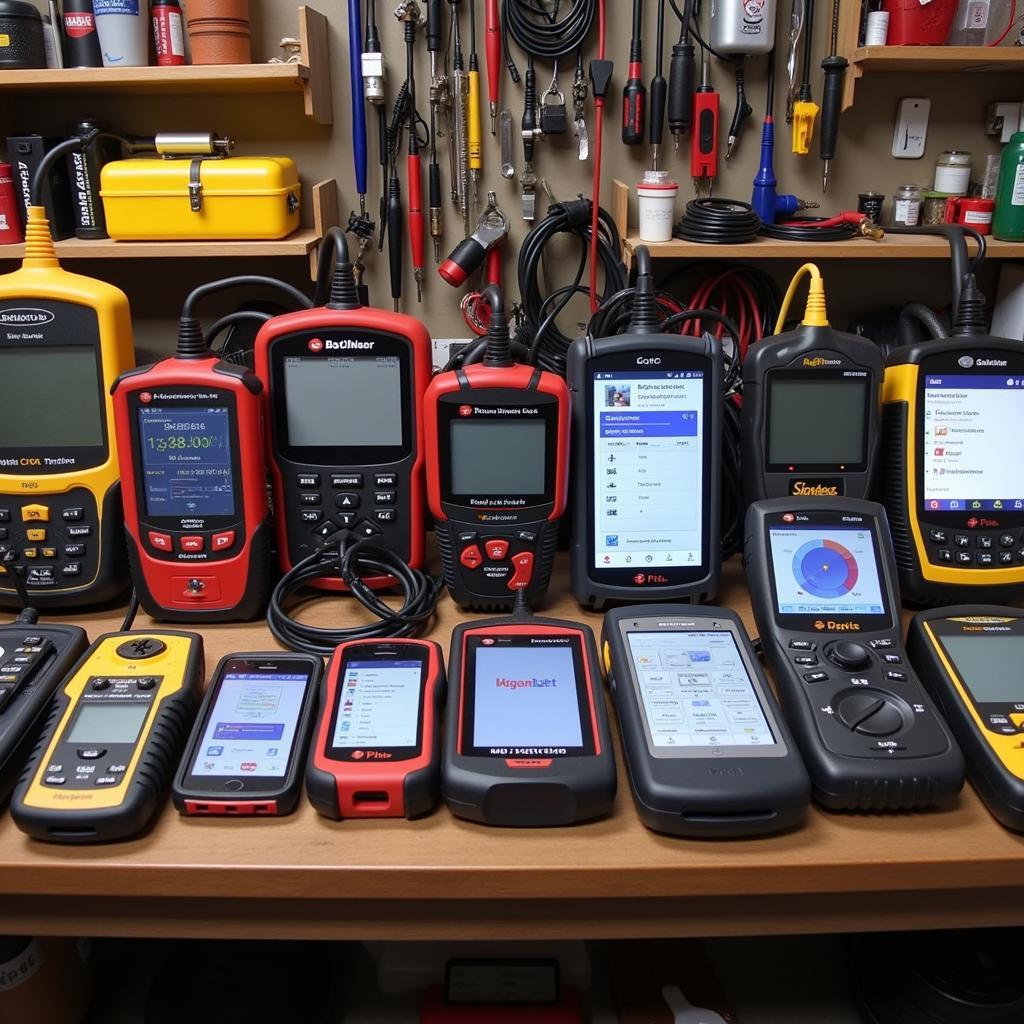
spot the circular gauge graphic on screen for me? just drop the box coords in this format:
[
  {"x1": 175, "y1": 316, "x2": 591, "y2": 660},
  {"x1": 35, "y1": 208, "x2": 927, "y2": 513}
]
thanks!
[{"x1": 792, "y1": 538, "x2": 859, "y2": 599}]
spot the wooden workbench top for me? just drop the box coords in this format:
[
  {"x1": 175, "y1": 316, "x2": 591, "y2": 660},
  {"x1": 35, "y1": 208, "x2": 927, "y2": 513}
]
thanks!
[{"x1": 1, "y1": 557, "x2": 1022, "y2": 941}]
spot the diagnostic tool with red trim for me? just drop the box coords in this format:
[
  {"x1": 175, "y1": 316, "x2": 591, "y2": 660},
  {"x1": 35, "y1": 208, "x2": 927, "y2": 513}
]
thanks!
[
  {"x1": 425, "y1": 285, "x2": 570, "y2": 611},
  {"x1": 172, "y1": 651, "x2": 321, "y2": 817},
  {"x1": 254, "y1": 229, "x2": 432, "y2": 588},
  {"x1": 113, "y1": 275, "x2": 309, "y2": 621},
  {"x1": 305, "y1": 638, "x2": 445, "y2": 819},
  {"x1": 442, "y1": 600, "x2": 616, "y2": 827}
]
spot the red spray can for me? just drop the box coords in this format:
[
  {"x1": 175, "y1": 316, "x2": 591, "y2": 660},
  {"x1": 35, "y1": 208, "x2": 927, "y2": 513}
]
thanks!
[{"x1": 0, "y1": 164, "x2": 23, "y2": 244}]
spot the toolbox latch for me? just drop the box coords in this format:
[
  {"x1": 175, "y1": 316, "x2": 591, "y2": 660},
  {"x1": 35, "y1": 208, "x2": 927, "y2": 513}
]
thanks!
[{"x1": 188, "y1": 159, "x2": 204, "y2": 213}]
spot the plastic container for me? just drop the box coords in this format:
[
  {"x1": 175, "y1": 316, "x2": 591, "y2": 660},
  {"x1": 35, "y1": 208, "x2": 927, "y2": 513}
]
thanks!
[
  {"x1": 100, "y1": 155, "x2": 301, "y2": 240},
  {"x1": 93, "y1": 0, "x2": 148, "y2": 66},
  {"x1": 993, "y1": 132, "x2": 1024, "y2": 241},
  {"x1": 934, "y1": 150, "x2": 972, "y2": 195},
  {"x1": 892, "y1": 184, "x2": 923, "y2": 226},
  {"x1": 0, "y1": 0, "x2": 45, "y2": 69},
  {"x1": 636, "y1": 170, "x2": 679, "y2": 243},
  {"x1": 865, "y1": 9, "x2": 889, "y2": 43},
  {"x1": 186, "y1": 0, "x2": 249, "y2": 64},
  {"x1": 883, "y1": 0, "x2": 958, "y2": 44}
]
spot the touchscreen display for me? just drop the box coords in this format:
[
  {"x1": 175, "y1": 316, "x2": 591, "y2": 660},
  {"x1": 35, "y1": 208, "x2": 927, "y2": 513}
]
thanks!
[
  {"x1": 450, "y1": 420, "x2": 547, "y2": 495},
  {"x1": 470, "y1": 638, "x2": 584, "y2": 752},
  {"x1": 768, "y1": 526, "x2": 886, "y2": 615},
  {"x1": 190, "y1": 671, "x2": 308, "y2": 778},
  {"x1": 767, "y1": 375, "x2": 868, "y2": 466},
  {"x1": 922, "y1": 374, "x2": 1024, "y2": 512},
  {"x1": 938, "y1": 634, "x2": 1024, "y2": 704},
  {"x1": 138, "y1": 406, "x2": 235, "y2": 518},
  {"x1": 626, "y1": 630, "x2": 775, "y2": 749},
  {"x1": 282, "y1": 355, "x2": 403, "y2": 448},
  {"x1": 591, "y1": 371, "x2": 704, "y2": 570},
  {"x1": 68, "y1": 704, "x2": 149, "y2": 745},
  {"x1": 331, "y1": 659, "x2": 423, "y2": 750},
  {"x1": 0, "y1": 346, "x2": 104, "y2": 449}
]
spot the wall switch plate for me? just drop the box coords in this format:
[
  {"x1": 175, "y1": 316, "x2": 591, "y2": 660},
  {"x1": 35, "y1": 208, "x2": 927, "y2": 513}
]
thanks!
[{"x1": 892, "y1": 98, "x2": 930, "y2": 158}]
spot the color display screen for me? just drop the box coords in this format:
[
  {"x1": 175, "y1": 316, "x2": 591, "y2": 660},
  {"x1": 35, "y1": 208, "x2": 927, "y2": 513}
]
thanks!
[
  {"x1": 67, "y1": 704, "x2": 149, "y2": 745},
  {"x1": 591, "y1": 371, "x2": 704, "y2": 570},
  {"x1": 331, "y1": 659, "x2": 423, "y2": 750},
  {"x1": 137, "y1": 406, "x2": 235, "y2": 518},
  {"x1": 768, "y1": 526, "x2": 886, "y2": 615},
  {"x1": 625, "y1": 630, "x2": 776, "y2": 750},
  {"x1": 767, "y1": 375, "x2": 869, "y2": 466},
  {"x1": 190, "y1": 672, "x2": 309, "y2": 778},
  {"x1": 939, "y1": 634, "x2": 1024, "y2": 704},
  {"x1": 449, "y1": 420, "x2": 547, "y2": 495},
  {"x1": 922, "y1": 374, "x2": 1024, "y2": 512},
  {"x1": 282, "y1": 355, "x2": 403, "y2": 448},
  {"x1": 0, "y1": 346, "x2": 103, "y2": 448}
]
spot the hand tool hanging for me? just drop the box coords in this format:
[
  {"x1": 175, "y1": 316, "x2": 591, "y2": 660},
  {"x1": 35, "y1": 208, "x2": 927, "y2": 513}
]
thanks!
[
  {"x1": 690, "y1": 49, "x2": 719, "y2": 195},
  {"x1": 448, "y1": 1, "x2": 471, "y2": 233},
  {"x1": 819, "y1": 0, "x2": 848, "y2": 192},
  {"x1": 667, "y1": 0, "x2": 695, "y2": 151},
  {"x1": 622, "y1": 0, "x2": 646, "y2": 146},
  {"x1": 467, "y1": 0, "x2": 483, "y2": 205},
  {"x1": 381, "y1": 39, "x2": 417, "y2": 307},
  {"x1": 426, "y1": 0, "x2": 446, "y2": 262},
  {"x1": 790, "y1": 0, "x2": 818, "y2": 154},
  {"x1": 589, "y1": 0, "x2": 612, "y2": 314},
  {"x1": 572, "y1": 49, "x2": 589, "y2": 160},
  {"x1": 649, "y1": 0, "x2": 667, "y2": 168},
  {"x1": 440, "y1": 189, "x2": 509, "y2": 327},
  {"x1": 784, "y1": 0, "x2": 805, "y2": 123},
  {"x1": 346, "y1": 0, "x2": 376, "y2": 294},
  {"x1": 485, "y1": 0, "x2": 501, "y2": 133},
  {"x1": 520, "y1": 54, "x2": 539, "y2": 222},
  {"x1": 396, "y1": 0, "x2": 427, "y2": 302}
]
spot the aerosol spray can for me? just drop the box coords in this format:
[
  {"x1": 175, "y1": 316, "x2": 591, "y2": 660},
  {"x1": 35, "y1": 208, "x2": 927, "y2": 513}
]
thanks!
[
  {"x1": 152, "y1": 0, "x2": 184, "y2": 65},
  {"x1": 0, "y1": 165, "x2": 23, "y2": 244},
  {"x1": 61, "y1": 0, "x2": 103, "y2": 66},
  {"x1": 65, "y1": 119, "x2": 120, "y2": 239}
]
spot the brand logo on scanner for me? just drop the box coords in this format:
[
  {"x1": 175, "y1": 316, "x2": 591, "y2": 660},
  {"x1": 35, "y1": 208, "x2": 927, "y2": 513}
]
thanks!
[
  {"x1": 0, "y1": 309, "x2": 54, "y2": 326},
  {"x1": 813, "y1": 619, "x2": 861, "y2": 632},
  {"x1": 496, "y1": 677, "x2": 557, "y2": 689},
  {"x1": 350, "y1": 749, "x2": 393, "y2": 760},
  {"x1": 802, "y1": 357, "x2": 842, "y2": 367},
  {"x1": 636, "y1": 356, "x2": 661, "y2": 365},
  {"x1": 791, "y1": 481, "x2": 840, "y2": 496},
  {"x1": 976, "y1": 358, "x2": 1008, "y2": 367},
  {"x1": 633, "y1": 572, "x2": 669, "y2": 585}
]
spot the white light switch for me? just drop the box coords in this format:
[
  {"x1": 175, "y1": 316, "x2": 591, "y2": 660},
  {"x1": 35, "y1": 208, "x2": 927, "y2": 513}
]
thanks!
[{"x1": 892, "y1": 98, "x2": 930, "y2": 158}]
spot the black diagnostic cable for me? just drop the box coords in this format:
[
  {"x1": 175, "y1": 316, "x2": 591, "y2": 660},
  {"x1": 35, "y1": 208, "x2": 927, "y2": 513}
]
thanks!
[
  {"x1": 666, "y1": 0, "x2": 695, "y2": 148},
  {"x1": 674, "y1": 198, "x2": 762, "y2": 244},
  {"x1": 514, "y1": 196, "x2": 628, "y2": 377},
  {"x1": 501, "y1": 0, "x2": 596, "y2": 78},
  {"x1": 761, "y1": 216, "x2": 858, "y2": 242},
  {"x1": 885, "y1": 223, "x2": 985, "y2": 318}
]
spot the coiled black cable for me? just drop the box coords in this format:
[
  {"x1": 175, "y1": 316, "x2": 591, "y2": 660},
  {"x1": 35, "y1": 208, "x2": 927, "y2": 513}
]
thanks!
[
  {"x1": 761, "y1": 217, "x2": 858, "y2": 242},
  {"x1": 267, "y1": 532, "x2": 444, "y2": 656},
  {"x1": 674, "y1": 198, "x2": 762, "y2": 244},
  {"x1": 502, "y1": 0, "x2": 595, "y2": 76},
  {"x1": 515, "y1": 197, "x2": 627, "y2": 376}
]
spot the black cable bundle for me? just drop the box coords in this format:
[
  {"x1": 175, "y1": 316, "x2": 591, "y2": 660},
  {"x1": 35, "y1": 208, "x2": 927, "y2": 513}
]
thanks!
[
  {"x1": 267, "y1": 533, "x2": 444, "y2": 656},
  {"x1": 674, "y1": 198, "x2": 762, "y2": 244},
  {"x1": 515, "y1": 197, "x2": 628, "y2": 376},
  {"x1": 761, "y1": 217, "x2": 858, "y2": 242},
  {"x1": 502, "y1": 0, "x2": 595, "y2": 74}
]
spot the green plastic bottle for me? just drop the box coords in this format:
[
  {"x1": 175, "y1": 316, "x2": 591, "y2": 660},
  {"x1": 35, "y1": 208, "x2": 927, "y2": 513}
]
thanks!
[{"x1": 993, "y1": 132, "x2": 1024, "y2": 241}]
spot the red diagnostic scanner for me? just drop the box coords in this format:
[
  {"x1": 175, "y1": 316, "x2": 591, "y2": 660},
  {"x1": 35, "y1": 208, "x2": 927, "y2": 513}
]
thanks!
[
  {"x1": 254, "y1": 232, "x2": 432, "y2": 589},
  {"x1": 305, "y1": 637, "x2": 446, "y2": 820},
  {"x1": 112, "y1": 329, "x2": 271, "y2": 622}
]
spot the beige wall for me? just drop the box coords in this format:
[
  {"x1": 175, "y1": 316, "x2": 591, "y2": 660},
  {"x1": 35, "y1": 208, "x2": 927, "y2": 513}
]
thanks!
[{"x1": 8, "y1": 0, "x2": 1023, "y2": 349}]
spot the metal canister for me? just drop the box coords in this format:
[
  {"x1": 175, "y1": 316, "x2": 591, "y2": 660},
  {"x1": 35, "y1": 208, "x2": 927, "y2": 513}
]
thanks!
[
  {"x1": 65, "y1": 118, "x2": 120, "y2": 239},
  {"x1": 0, "y1": 163, "x2": 23, "y2": 243},
  {"x1": 857, "y1": 191, "x2": 885, "y2": 223}
]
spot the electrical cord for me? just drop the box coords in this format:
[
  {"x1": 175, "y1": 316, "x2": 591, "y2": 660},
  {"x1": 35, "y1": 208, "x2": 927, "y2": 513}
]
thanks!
[
  {"x1": 899, "y1": 303, "x2": 949, "y2": 345},
  {"x1": 514, "y1": 196, "x2": 627, "y2": 376},
  {"x1": 674, "y1": 198, "x2": 762, "y2": 244},
  {"x1": 761, "y1": 216, "x2": 859, "y2": 242},
  {"x1": 501, "y1": 0, "x2": 596, "y2": 76},
  {"x1": 267, "y1": 532, "x2": 444, "y2": 656}
]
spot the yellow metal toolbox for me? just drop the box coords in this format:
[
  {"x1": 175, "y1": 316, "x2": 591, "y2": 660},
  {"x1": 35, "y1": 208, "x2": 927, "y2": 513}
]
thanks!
[{"x1": 100, "y1": 156, "x2": 301, "y2": 241}]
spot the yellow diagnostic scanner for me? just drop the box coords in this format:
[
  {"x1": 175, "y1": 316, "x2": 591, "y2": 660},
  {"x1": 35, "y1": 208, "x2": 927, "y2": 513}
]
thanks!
[
  {"x1": 908, "y1": 608, "x2": 1024, "y2": 833},
  {"x1": 12, "y1": 631, "x2": 202, "y2": 843},
  {"x1": 881, "y1": 337, "x2": 1024, "y2": 605},
  {"x1": 0, "y1": 207, "x2": 135, "y2": 610}
]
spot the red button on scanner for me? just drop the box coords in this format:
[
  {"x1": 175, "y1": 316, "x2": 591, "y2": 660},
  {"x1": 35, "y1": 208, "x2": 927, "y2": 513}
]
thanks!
[
  {"x1": 148, "y1": 531, "x2": 172, "y2": 551},
  {"x1": 460, "y1": 544, "x2": 484, "y2": 569},
  {"x1": 485, "y1": 539, "x2": 510, "y2": 560},
  {"x1": 212, "y1": 530, "x2": 236, "y2": 551},
  {"x1": 508, "y1": 550, "x2": 535, "y2": 590},
  {"x1": 179, "y1": 535, "x2": 205, "y2": 553}
]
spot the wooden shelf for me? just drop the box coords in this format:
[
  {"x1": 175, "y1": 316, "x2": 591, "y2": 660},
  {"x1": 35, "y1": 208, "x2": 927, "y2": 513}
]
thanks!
[
  {"x1": 1, "y1": 557, "x2": 1023, "y2": 942},
  {"x1": 621, "y1": 232, "x2": 1024, "y2": 266},
  {"x1": 0, "y1": 6, "x2": 332, "y2": 124}
]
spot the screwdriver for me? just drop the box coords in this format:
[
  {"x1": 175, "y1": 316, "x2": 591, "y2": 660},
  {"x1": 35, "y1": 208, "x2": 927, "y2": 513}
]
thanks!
[
  {"x1": 397, "y1": 1, "x2": 425, "y2": 301},
  {"x1": 486, "y1": 0, "x2": 500, "y2": 134},
  {"x1": 649, "y1": 0, "x2": 667, "y2": 168},
  {"x1": 347, "y1": 0, "x2": 369, "y2": 218},
  {"x1": 622, "y1": 0, "x2": 646, "y2": 145},
  {"x1": 790, "y1": 0, "x2": 818, "y2": 153},
  {"x1": 690, "y1": 52, "x2": 718, "y2": 194},
  {"x1": 819, "y1": 0, "x2": 848, "y2": 191},
  {"x1": 467, "y1": 0, "x2": 482, "y2": 203},
  {"x1": 427, "y1": 0, "x2": 444, "y2": 261},
  {"x1": 667, "y1": 0, "x2": 695, "y2": 149}
]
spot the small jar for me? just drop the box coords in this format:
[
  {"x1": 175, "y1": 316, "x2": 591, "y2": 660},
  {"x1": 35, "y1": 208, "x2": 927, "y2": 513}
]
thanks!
[
  {"x1": 636, "y1": 169, "x2": 679, "y2": 243},
  {"x1": 858, "y1": 191, "x2": 885, "y2": 222},
  {"x1": 922, "y1": 191, "x2": 951, "y2": 225},
  {"x1": 892, "y1": 184, "x2": 923, "y2": 227},
  {"x1": 934, "y1": 150, "x2": 972, "y2": 195}
]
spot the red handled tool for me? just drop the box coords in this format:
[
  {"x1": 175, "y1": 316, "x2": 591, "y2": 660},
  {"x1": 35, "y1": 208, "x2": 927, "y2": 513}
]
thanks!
[
  {"x1": 622, "y1": 0, "x2": 646, "y2": 145},
  {"x1": 306, "y1": 638, "x2": 446, "y2": 820},
  {"x1": 690, "y1": 54, "x2": 719, "y2": 194},
  {"x1": 486, "y1": 0, "x2": 501, "y2": 134},
  {"x1": 439, "y1": 190, "x2": 508, "y2": 287},
  {"x1": 397, "y1": 1, "x2": 425, "y2": 301},
  {"x1": 461, "y1": 244, "x2": 503, "y2": 336}
]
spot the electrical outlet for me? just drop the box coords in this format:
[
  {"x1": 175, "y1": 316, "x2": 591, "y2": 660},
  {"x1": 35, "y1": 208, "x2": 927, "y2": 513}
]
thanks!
[
  {"x1": 986, "y1": 101, "x2": 1022, "y2": 142},
  {"x1": 892, "y1": 98, "x2": 930, "y2": 158}
]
